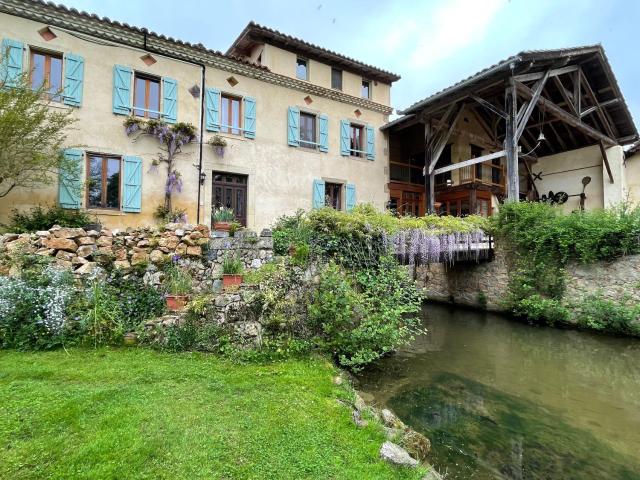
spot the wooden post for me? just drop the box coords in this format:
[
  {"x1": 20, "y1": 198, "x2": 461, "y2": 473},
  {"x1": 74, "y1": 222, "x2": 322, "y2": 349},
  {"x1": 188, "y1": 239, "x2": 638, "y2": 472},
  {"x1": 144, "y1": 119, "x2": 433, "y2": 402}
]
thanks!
[
  {"x1": 424, "y1": 122, "x2": 435, "y2": 213},
  {"x1": 505, "y1": 78, "x2": 519, "y2": 201}
]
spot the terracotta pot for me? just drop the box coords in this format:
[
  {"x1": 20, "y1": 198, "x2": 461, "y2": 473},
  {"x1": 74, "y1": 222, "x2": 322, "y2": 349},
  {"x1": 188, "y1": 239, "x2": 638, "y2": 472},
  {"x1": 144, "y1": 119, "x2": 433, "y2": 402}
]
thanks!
[
  {"x1": 213, "y1": 221, "x2": 232, "y2": 232},
  {"x1": 166, "y1": 295, "x2": 189, "y2": 311},
  {"x1": 222, "y1": 274, "x2": 243, "y2": 290}
]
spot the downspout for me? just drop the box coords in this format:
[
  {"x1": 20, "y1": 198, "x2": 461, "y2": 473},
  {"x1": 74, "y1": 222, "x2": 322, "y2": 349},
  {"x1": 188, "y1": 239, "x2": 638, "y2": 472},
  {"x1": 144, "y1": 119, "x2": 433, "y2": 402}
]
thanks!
[{"x1": 140, "y1": 28, "x2": 207, "y2": 224}]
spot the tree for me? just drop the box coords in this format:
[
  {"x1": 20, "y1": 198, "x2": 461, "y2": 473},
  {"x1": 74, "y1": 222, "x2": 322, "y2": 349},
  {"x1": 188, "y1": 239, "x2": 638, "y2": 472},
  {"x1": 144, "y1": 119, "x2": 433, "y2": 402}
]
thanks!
[{"x1": 0, "y1": 53, "x2": 77, "y2": 198}]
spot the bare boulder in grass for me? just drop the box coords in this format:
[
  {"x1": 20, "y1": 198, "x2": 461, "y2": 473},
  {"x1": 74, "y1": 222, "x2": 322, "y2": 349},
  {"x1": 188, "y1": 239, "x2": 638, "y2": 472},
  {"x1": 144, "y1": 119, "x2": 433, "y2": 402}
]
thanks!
[{"x1": 379, "y1": 441, "x2": 419, "y2": 468}]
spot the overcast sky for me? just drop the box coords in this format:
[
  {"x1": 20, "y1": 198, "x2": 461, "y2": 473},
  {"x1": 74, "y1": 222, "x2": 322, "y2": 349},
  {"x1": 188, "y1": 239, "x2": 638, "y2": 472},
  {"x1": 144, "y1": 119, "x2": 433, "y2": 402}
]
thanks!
[{"x1": 59, "y1": 0, "x2": 640, "y2": 126}]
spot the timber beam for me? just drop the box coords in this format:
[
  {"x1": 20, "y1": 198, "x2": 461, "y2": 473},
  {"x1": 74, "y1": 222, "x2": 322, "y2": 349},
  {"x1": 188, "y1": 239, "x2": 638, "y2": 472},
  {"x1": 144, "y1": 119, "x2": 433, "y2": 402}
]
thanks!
[
  {"x1": 433, "y1": 150, "x2": 507, "y2": 175},
  {"x1": 598, "y1": 140, "x2": 615, "y2": 183},
  {"x1": 515, "y1": 81, "x2": 617, "y2": 146},
  {"x1": 513, "y1": 65, "x2": 578, "y2": 83}
]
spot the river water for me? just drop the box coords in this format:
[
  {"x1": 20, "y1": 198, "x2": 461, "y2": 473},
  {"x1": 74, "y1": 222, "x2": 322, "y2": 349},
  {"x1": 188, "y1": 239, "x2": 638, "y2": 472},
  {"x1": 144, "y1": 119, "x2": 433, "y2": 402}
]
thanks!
[{"x1": 357, "y1": 303, "x2": 640, "y2": 479}]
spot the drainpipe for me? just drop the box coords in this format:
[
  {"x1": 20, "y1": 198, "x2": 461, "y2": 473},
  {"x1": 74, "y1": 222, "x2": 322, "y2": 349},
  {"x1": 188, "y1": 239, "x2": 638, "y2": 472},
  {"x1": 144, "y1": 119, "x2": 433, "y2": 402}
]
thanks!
[{"x1": 140, "y1": 29, "x2": 207, "y2": 224}]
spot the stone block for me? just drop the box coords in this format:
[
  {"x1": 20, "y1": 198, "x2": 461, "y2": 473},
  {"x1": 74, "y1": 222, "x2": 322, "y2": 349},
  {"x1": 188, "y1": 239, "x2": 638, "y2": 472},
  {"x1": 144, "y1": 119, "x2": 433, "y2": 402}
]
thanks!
[
  {"x1": 114, "y1": 260, "x2": 131, "y2": 270},
  {"x1": 149, "y1": 249, "x2": 165, "y2": 263},
  {"x1": 75, "y1": 262, "x2": 99, "y2": 275},
  {"x1": 72, "y1": 256, "x2": 89, "y2": 266},
  {"x1": 186, "y1": 245, "x2": 202, "y2": 257},
  {"x1": 55, "y1": 250, "x2": 75, "y2": 261},
  {"x1": 54, "y1": 227, "x2": 86, "y2": 239},
  {"x1": 43, "y1": 237, "x2": 78, "y2": 252},
  {"x1": 158, "y1": 236, "x2": 180, "y2": 249},
  {"x1": 175, "y1": 243, "x2": 187, "y2": 255},
  {"x1": 75, "y1": 245, "x2": 96, "y2": 258},
  {"x1": 96, "y1": 236, "x2": 113, "y2": 247},
  {"x1": 77, "y1": 236, "x2": 95, "y2": 245},
  {"x1": 86, "y1": 230, "x2": 100, "y2": 237},
  {"x1": 114, "y1": 248, "x2": 127, "y2": 261},
  {"x1": 131, "y1": 251, "x2": 148, "y2": 265}
]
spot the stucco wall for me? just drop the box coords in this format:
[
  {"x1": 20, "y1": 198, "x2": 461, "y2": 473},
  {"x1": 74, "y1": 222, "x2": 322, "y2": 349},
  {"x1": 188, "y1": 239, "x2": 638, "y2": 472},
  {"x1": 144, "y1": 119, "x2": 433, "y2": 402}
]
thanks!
[
  {"x1": 625, "y1": 152, "x2": 640, "y2": 205},
  {"x1": 0, "y1": 13, "x2": 390, "y2": 233},
  {"x1": 532, "y1": 144, "x2": 626, "y2": 212},
  {"x1": 261, "y1": 43, "x2": 391, "y2": 106}
]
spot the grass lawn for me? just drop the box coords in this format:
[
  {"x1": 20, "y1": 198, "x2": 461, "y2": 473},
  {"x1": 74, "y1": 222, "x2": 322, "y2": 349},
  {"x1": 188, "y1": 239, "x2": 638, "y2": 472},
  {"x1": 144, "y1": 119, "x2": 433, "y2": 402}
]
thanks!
[{"x1": 0, "y1": 348, "x2": 424, "y2": 480}]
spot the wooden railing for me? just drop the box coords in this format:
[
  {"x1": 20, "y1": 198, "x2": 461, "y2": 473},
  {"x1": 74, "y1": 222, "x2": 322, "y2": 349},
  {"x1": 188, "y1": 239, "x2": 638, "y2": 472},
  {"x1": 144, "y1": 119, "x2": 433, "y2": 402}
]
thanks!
[{"x1": 459, "y1": 161, "x2": 505, "y2": 188}]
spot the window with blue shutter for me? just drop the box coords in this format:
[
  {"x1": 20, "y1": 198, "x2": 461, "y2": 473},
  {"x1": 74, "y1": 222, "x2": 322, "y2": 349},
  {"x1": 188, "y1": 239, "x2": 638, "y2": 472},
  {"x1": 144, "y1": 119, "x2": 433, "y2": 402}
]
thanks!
[
  {"x1": 366, "y1": 125, "x2": 375, "y2": 160},
  {"x1": 345, "y1": 183, "x2": 356, "y2": 211},
  {"x1": 63, "y1": 53, "x2": 84, "y2": 107},
  {"x1": 0, "y1": 39, "x2": 24, "y2": 87},
  {"x1": 312, "y1": 179, "x2": 325, "y2": 209},
  {"x1": 59, "y1": 149, "x2": 83, "y2": 209},
  {"x1": 205, "y1": 87, "x2": 220, "y2": 131},
  {"x1": 122, "y1": 156, "x2": 142, "y2": 212},
  {"x1": 162, "y1": 77, "x2": 177, "y2": 123},
  {"x1": 340, "y1": 120, "x2": 350, "y2": 156},
  {"x1": 319, "y1": 114, "x2": 328, "y2": 152},
  {"x1": 288, "y1": 106, "x2": 300, "y2": 146},
  {"x1": 113, "y1": 65, "x2": 132, "y2": 115},
  {"x1": 243, "y1": 96, "x2": 256, "y2": 139}
]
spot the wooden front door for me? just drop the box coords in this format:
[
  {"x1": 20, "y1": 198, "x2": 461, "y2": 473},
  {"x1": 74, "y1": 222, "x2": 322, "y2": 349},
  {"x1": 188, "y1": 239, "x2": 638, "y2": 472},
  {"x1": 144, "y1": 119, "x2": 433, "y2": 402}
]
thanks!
[{"x1": 212, "y1": 172, "x2": 247, "y2": 226}]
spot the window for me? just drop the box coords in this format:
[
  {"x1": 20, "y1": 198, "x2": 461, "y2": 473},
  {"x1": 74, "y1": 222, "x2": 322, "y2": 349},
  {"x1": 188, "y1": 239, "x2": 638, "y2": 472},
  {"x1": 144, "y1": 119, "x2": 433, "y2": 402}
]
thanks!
[
  {"x1": 361, "y1": 80, "x2": 370, "y2": 99},
  {"x1": 221, "y1": 94, "x2": 242, "y2": 135},
  {"x1": 30, "y1": 49, "x2": 63, "y2": 102},
  {"x1": 296, "y1": 57, "x2": 308, "y2": 80},
  {"x1": 87, "y1": 155, "x2": 121, "y2": 209},
  {"x1": 325, "y1": 182, "x2": 342, "y2": 210},
  {"x1": 299, "y1": 112, "x2": 317, "y2": 149},
  {"x1": 350, "y1": 124, "x2": 364, "y2": 157},
  {"x1": 133, "y1": 73, "x2": 160, "y2": 119},
  {"x1": 331, "y1": 68, "x2": 342, "y2": 90}
]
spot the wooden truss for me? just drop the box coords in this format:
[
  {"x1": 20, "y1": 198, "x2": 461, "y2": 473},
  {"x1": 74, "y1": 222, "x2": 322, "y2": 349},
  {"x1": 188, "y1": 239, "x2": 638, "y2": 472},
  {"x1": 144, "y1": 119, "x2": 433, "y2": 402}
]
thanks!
[{"x1": 417, "y1": 63, "x2": 621, "y2": 212}]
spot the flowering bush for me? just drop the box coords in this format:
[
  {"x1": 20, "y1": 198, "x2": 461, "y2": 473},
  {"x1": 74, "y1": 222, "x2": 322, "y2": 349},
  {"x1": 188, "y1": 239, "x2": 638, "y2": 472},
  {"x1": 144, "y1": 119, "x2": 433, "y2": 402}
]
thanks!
[{"x1": 0, "y1": 265, "x2": 75, "y2": 349}]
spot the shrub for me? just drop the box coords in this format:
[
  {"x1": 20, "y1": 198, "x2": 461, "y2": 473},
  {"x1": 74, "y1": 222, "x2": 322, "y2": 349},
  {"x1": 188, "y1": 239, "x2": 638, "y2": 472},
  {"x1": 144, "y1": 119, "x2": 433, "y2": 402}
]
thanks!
[
  {"x1": 153, "y1": 205, "x2": 187, "y2": 224},
  {"x1": 572, "y1": 294, "x2": 640, "y2": 336},
  {"x1": 77, "y1": 275, "x2": 124, "y2": 346},
  {"x1": 309, "y1": 258, "x2": 423, "y2": 370},
  {"x1": 109, "y1": 274, "x2": 165, "y2": 329},
  {"x1": 0, "y1": 265, "x2": 75, "y2": 350},
  {"x1": 512, "y1": 295, "x2": 570, "y2": 327},
  {"x1": 272, "y1": 209, "x2": 312, "y2": 255},
  {"x1": 7, "y1": 205, "x2": 92, "y2": 233}
]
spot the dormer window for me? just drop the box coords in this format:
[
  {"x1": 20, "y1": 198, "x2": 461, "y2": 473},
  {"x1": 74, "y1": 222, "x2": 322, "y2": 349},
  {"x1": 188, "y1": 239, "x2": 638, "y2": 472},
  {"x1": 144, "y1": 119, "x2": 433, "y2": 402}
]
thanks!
[
  {"x1": 331, "y1": 68, "x2": 342, "y2": 90},
  {"x1": 361, "y1": 80, "x2": 371, "y2": 99},
  {"x1": 296, "y1": 57, "x2": 308, "y2": 80}
]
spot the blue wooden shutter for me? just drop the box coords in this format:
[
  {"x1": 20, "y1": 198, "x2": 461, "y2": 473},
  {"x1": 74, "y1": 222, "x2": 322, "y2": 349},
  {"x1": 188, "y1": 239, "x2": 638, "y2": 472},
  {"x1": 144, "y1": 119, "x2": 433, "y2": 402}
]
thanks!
[
  {"x1": 345, "y1": 183, "x2": 356, "y2": 211},
  {"x1": 366, "y1": 124, "x2": 375, "y2": 160},
  {"x1": 205, "y1": 87, "x2": 220, "y2": 131},
  {"x1": 312, "y1": 179, "x2": 325, "y2": 209},
  {"x1": 112, "y1": 65, "x2": 132, "y2": 115},
  {"x1": 0, "y1": 39, "x2": 23, "y2": 87},
  {"x1": 162, "y1": 77, "x2": 177, "y2": 123},
  {"x1": 340, "y1": 120, "x2": 350, "y2": 156},
  {"x1": 59, "y1": 149, "x2": 83, "y2": 209},
  {"x1": 288, "y1": 106, "x2": 299, "y2": 146},
  {"x1": 122, "y1": 156, "x2": 142, "y2": 212},
  {"x1": 63, "y1": 53, "x2": 84, "y2": 107},
  {"x1": 319, "y1": 114, "x2": 328, "y2": 152},
  {"x1": 243, "y1": 96, "x2": 256, "y2": 139}
]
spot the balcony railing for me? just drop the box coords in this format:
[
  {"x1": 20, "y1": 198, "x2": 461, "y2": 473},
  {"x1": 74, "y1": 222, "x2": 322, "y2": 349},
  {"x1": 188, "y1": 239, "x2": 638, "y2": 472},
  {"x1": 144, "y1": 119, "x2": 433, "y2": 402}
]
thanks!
[{"x1": 459, "y1": 161, "x2": 505, "y2": 188}]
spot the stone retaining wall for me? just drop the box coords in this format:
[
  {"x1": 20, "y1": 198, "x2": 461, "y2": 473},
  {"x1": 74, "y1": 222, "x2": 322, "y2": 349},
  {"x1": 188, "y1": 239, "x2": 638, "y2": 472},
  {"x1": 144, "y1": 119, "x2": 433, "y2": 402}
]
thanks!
[
  {"x1": 418, "y1": 244, "x2": 640, "y2": 311},
  {"x1": 0, "y1": 224, "x2": 274, "y2": 289}
]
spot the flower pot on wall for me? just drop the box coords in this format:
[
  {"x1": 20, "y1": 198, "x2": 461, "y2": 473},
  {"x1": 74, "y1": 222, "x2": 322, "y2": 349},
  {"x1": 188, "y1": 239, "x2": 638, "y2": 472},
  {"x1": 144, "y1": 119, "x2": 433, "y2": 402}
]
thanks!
[
  {"x1": 222, "y1": 274, "x2": 243, "y2": 291},
  {"x1": 214, "y1": 222, "x2": 232, "y2": 232},
  {"x1": 166, "y1": 295, "x2": 189, "y2": 311}
]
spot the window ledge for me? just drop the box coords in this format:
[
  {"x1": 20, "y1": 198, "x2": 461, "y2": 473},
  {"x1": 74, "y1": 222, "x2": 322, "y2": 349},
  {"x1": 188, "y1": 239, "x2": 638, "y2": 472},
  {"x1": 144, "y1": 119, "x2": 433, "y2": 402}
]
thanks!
[
  {"x1": 86, "y1": 209, "x2": 126, "y2": 216},
  {"x1": 216, "y1": 132, "x2": 247, "y2": 142},
  {"x1": 38, "y1": 100, "x2": 72, "y2": 111}
]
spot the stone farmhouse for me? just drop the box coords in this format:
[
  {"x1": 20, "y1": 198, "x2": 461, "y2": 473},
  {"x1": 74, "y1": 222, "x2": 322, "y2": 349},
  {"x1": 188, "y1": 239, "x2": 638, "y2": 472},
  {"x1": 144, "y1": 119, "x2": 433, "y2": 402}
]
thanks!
[{"x1": 0, "y1": 0, "x2": 638, "y2": 229}]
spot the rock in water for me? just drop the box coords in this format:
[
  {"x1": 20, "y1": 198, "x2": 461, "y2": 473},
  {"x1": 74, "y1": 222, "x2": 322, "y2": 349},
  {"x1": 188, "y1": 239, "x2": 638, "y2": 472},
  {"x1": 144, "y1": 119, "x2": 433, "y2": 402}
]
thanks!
[{"x1": 379, "y1": 441, "x2": 419, "y2": 468}]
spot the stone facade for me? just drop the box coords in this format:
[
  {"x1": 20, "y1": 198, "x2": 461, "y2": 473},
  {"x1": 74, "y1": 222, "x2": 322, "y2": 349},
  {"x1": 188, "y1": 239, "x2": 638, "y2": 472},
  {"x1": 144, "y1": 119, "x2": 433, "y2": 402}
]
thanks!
[{"x1": 419, "y1": 244, "x2": 640, "y2": 312}]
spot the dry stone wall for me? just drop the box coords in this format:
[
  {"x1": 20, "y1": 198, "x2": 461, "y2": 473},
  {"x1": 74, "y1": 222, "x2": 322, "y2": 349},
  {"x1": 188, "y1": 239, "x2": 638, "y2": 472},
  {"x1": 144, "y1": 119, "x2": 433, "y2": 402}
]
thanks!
[{"x1": 0, "y1": 224, "x2": 274, "y2": 291}]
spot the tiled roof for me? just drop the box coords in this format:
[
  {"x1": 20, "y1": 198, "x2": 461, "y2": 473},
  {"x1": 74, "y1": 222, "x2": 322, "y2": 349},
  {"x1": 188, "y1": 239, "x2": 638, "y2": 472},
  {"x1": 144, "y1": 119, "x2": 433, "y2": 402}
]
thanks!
[
  {"x1": 400, "y1": 45, "x2": 603, "y2": 114},
  {"x1": 227, "y1": 21, "x2": 401, "y2": 83}
]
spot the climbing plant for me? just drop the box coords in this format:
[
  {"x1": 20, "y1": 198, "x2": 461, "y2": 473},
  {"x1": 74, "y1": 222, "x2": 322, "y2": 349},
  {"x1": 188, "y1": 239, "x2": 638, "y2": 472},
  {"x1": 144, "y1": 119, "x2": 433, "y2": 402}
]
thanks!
[{"x1": 124, "y1": 117, "x2": 197, "y2": 213}]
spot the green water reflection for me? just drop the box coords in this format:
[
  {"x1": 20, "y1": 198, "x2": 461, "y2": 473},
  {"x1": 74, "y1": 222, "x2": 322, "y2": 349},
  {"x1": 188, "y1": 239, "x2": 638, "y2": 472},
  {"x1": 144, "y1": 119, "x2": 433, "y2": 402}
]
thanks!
[{"x1": 357, "y1": 304, "x2": 640, "y2": 479}]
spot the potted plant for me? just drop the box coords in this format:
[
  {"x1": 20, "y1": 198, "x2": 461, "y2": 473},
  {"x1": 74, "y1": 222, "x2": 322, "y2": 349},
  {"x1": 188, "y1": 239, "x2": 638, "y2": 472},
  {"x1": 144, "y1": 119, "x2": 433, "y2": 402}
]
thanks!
[
  {"x1": 212, "y1": 207, "x2": 235, "y2": 232},
  {"x1": 222, "y1": 256, "x2": 243, "y2": 291},
  {"x1": 164, "y1": 261, "x2": 193, "y2": 311},
  {"x1": 228, "y1": 221, "x2": 243, "y2": 237},
  {"x1": 208, "y1": 134, "x2": 227, "y2": 157}
]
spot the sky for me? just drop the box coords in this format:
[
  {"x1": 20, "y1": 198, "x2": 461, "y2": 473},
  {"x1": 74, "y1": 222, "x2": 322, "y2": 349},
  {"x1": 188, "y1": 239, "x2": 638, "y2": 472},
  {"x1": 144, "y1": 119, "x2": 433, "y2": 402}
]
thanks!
[{"x1": 58, "y1": 0, "x2": 640, "y2": 128}]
